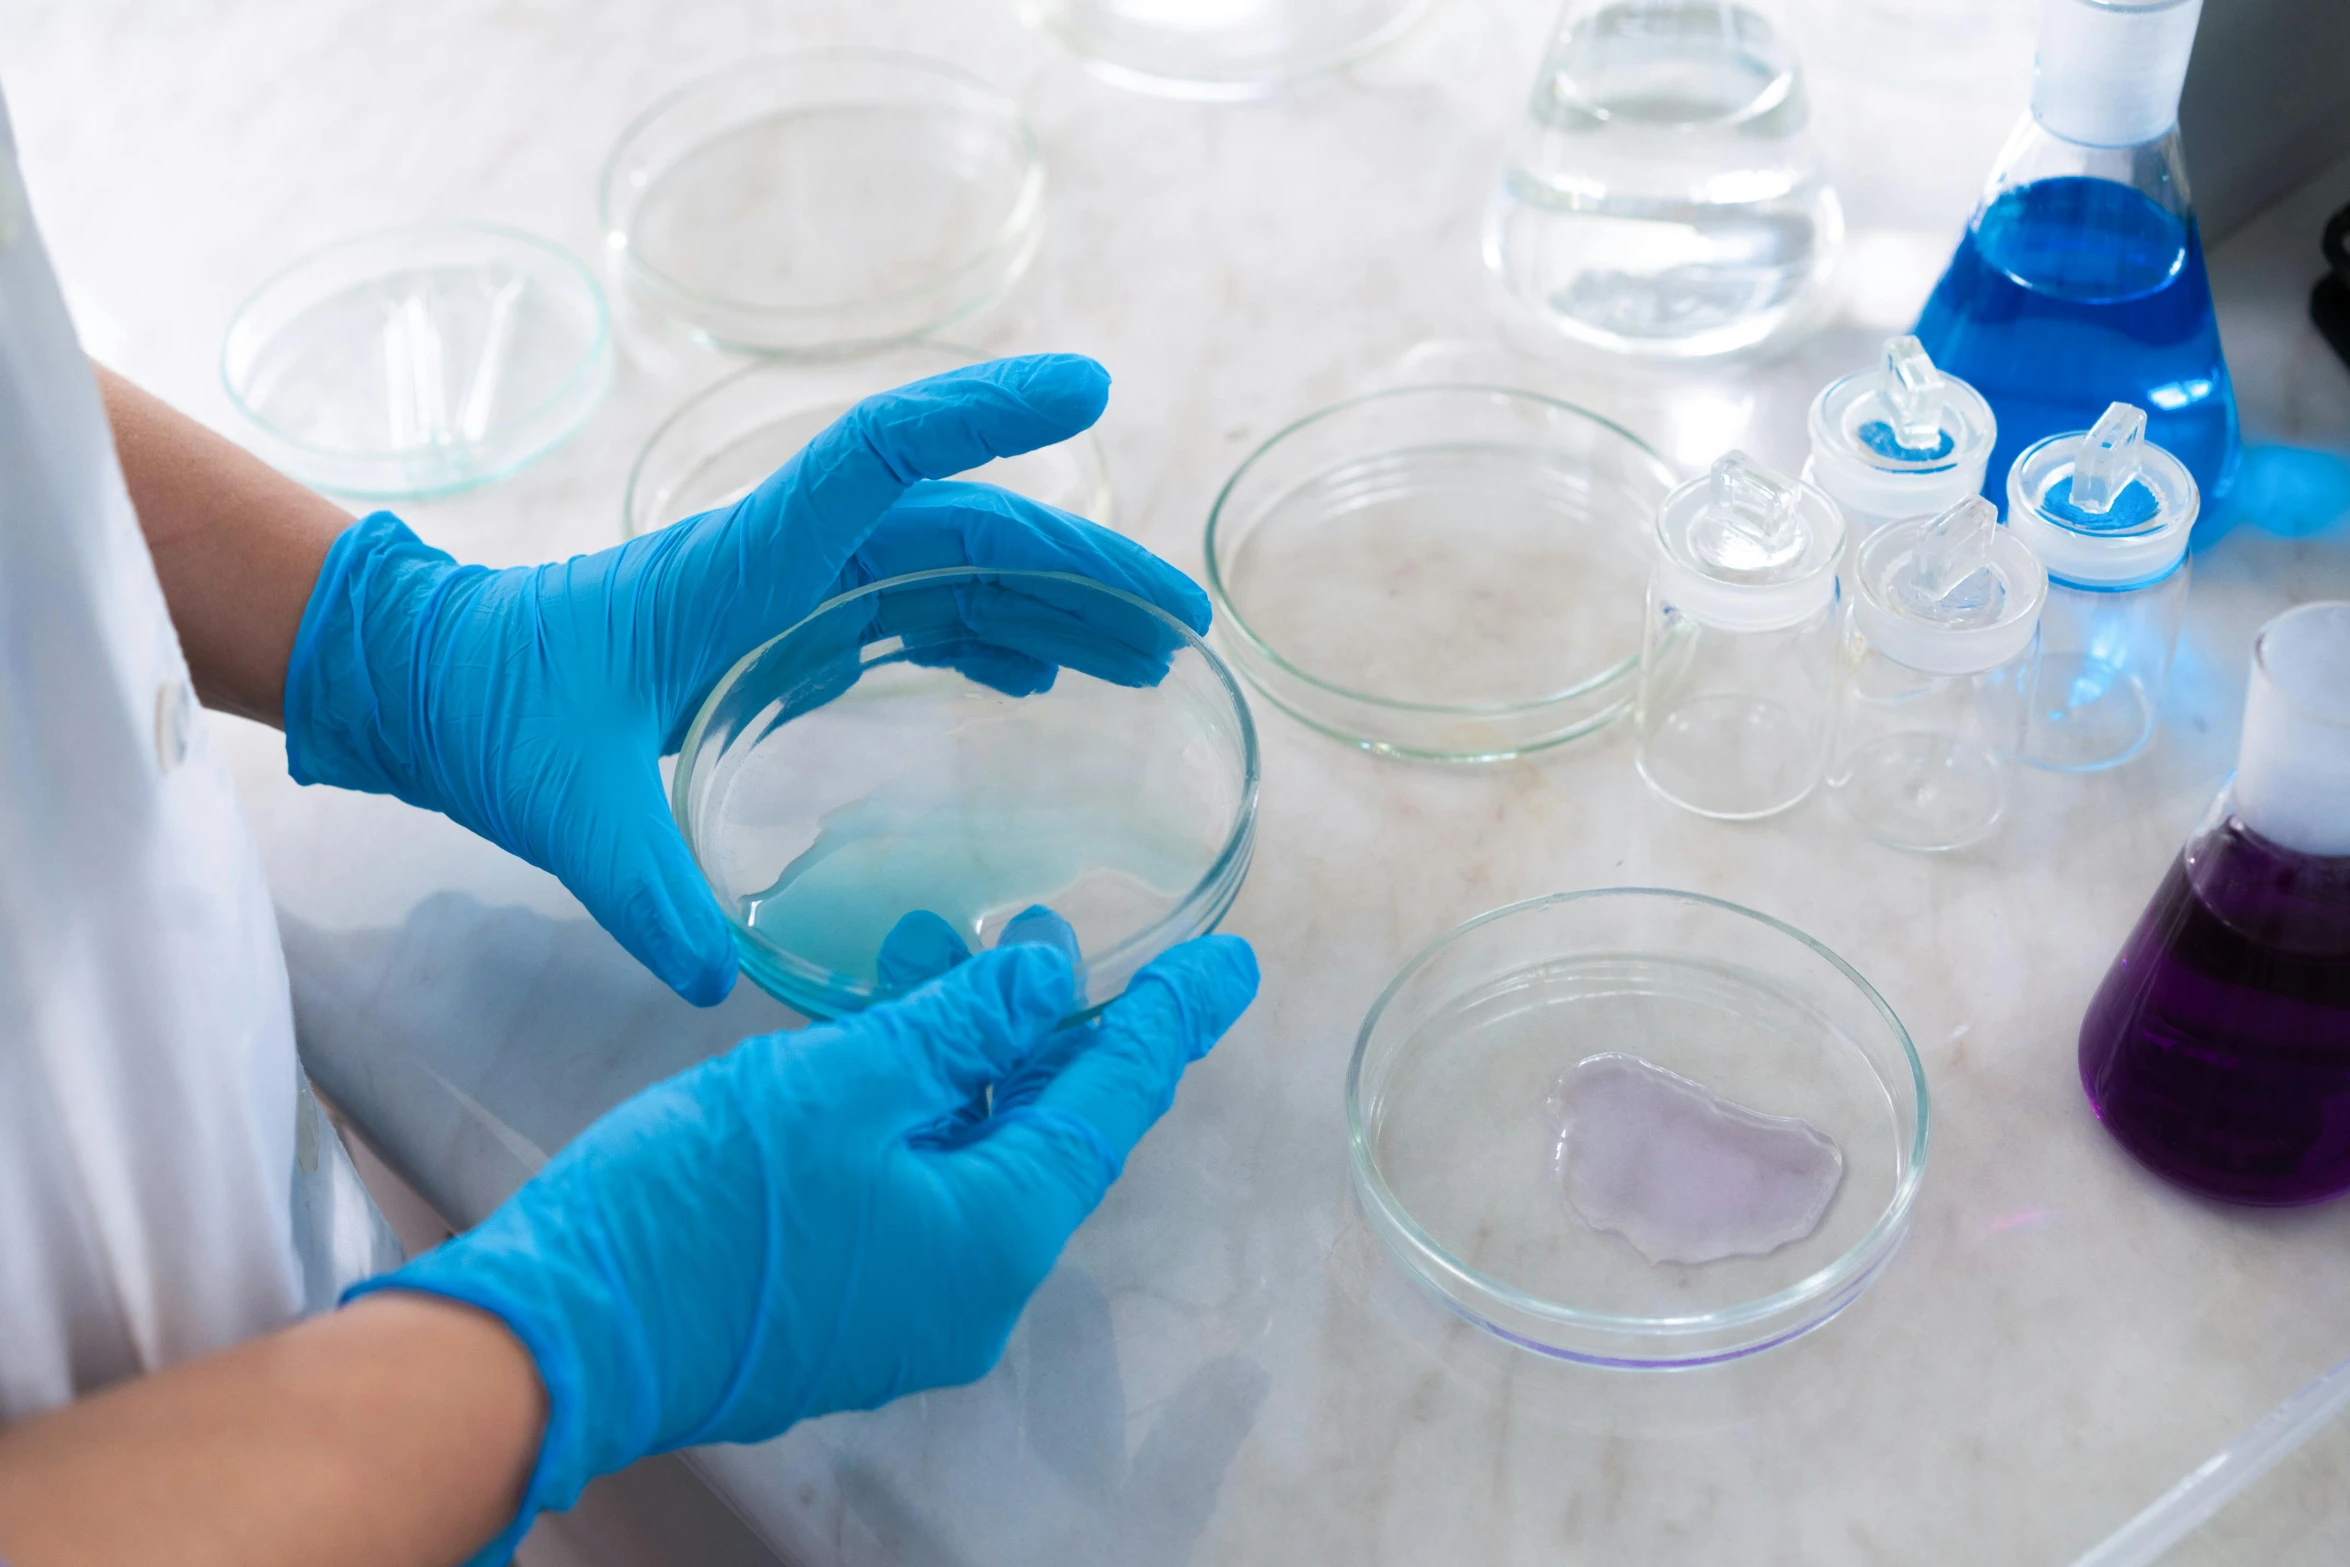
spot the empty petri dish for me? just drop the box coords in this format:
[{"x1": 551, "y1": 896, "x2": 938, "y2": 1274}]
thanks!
[
  {"x1": 1017, "y1": 0, "x2": 1431, "y2": 99},
  {"x1": 624, "y1": 344, "x2": 1112, "y2": 539},
  {"x1": 1347, "y1": 889, "x2": 1927, "y2": 1366},
  {"x1": 601, "y1": 52, "x2": 1045, "y2": 354},
  {"x1": 221, "y1": 224, "x2": 611, "y2": 499},
  {"x1": 673, "y1": 567, "x2": 1258, "y2": 1021},
  {"x1": 1205, "y1": 385, "x2": 1678, "y2": 761}
]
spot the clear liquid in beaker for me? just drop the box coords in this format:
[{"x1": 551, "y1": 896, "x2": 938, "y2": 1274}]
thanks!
[{"x1": 1484, "y1": 0, "x2": 1841, "y2": 360}]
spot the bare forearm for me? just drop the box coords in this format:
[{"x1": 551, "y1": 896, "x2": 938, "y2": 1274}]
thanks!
[
  {"x1": 94, "y1": 365, "x2": 350, "y2": 726},
  {"x1": 0, "y1": 1294, "x2": 545, "y2": 1567}
]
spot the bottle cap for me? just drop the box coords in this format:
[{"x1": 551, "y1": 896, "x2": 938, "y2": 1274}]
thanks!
[
  {"x1": 1653, "y1": 452, "x2": 1845, "y2": 634},
  {"x1": 1852, "y1": 496, "x2": 2047, "y2": 675},
  {"x1": 1806, "y1": 335, "x2": 1998, "y2": 528},
  {"x1": 2033, "y1": 0, "x2": 2203, "y2": 149},
  {"x1": 2235, "y1": 601, "x2": 2350, "y2": 858},
  {"x1": 2006, "y1": 402, "x2": 2198, "y2": 588}
]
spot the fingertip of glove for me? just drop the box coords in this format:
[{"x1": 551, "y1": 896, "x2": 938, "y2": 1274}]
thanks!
[
  {"x1": 994, "y1": 353, "x2": 1110, "y2": 431},
  {"x1": 961, "y1": 939, "x2": 1078, "y2": 1025},
  {"x1": 1133, "y1": 935, "x2": 1259, "y2": 1043}
]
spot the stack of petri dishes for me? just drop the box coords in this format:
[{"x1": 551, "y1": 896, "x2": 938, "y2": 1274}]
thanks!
[
  {"x1": 1015, "y1": 0, "x2": 1431, "y2": 100},
  {"x1": 1206, "y1": 384, "x2": 1677, "y2": 762},
  {"x1": 600, "y1": 51, "x2": 1045, "y2": 356},
  {"x1": 221, "y1": 224, "x2": 612, "y2": 500}
]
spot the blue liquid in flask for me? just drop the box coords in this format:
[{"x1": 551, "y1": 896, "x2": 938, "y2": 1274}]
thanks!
[{"x1": 1915, "y1": 176, "x2": 2239, "y2": 510}]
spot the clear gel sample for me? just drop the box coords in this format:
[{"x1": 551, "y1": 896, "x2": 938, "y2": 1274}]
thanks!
[{"x1": 1546, "y1": 1052, "x2": 1845, "y2": 1264}]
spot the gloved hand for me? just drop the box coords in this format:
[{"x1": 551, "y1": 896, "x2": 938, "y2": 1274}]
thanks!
[
  {"x1": 352, "y1": 933, "x2": 1259, "y2": 1564},
  {"x1": 283, "y1": 355, "x2": 1208, "y2": 1006}
]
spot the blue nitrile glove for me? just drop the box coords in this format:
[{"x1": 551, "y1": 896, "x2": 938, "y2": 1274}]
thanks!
[
  {"x1": 351, "y1": 933, "x2": 1259, "y2": 1565},
  {"x1": 282, "y1": 356, "x2": 1208, "y2": 1006}
]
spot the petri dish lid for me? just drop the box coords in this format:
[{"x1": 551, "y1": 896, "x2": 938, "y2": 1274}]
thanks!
[
  {"x1": 600, "y1": 52, "x2": 1045, "y2": 355},
  {"x1": 2004, "y1": 404, "x2": 2198, "y2": 589},
  {"x1": 1653, "y1": 452, "x2": 1845, "y2": 633},
  {"x1": 1346, "y1": 889, "x2": 1928, "y2": 1367},
  {"x1": 672, "y1": 567, "x2": 1259, "y2": 1022},
  {"x1": 1204, "y1": 384, "x2": 1678, "y2": 763},
  {"x1": 624, "y1": 344, "x2": 1112, "y2": 539},
  {"x1": 1019, "y1": 0, "x2": 1431, "y2": 100},
  {"x1": 222, "y1": 224, "x2": 611, "y2": 500},
  {"x1": 1806, "y1": 335, "x2": 1996, "y2": 524}
]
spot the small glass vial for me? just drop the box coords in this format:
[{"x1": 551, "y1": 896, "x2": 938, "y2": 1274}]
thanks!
[
  {"x1": 1636, "y1": 452, "x2": 1845, "y2": 819},
  {"x1": 1828, "y1": 496, "x2": 2047, "y2": 851},
  {"x1": 2006, "y1": 401, "x2": 2199, "y2": 772},
  {"x1": 1805, "y1": 334, "x2": 1997, "y2": 545}
]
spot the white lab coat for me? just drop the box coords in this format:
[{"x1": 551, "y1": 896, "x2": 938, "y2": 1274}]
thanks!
[{"x1": 0, "y1": 87, "x2": 397, "y2": 1421}]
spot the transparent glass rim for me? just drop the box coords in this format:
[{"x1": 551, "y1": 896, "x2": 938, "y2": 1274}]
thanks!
[
  {"x1": 1552, "y1": 4, "x2": 1801, "y2": 132},
  {"x1": 671, "y1": 566, "x2": 1262, "y2": 1015},
  {"x1": 1345, "y1": 887, "x2": 1930, "y2": 1347},
  {"x1": 1203, "y1": 382, "x2": 1676, "y2": 719},
  {"x1": 598, "y1": 49, "x2": 1046, "y2": 323},
  {"x1": 1018, "y1": 0, "x2": 1434, "y2": 101},
  {"x1": 219, "y1": 221, "x2": 612, "y2": 480}
]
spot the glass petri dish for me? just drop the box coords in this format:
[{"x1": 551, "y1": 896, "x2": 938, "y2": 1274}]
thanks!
[
  {"x1": 673, "y1": 567, "x2": 1258, "y2": 1021},
  {"x1": 600, "y1": 52, "x2": 1046, "y2": 354},
  {"x1": 1205, "y1": 384, "x2": 1677, "y2": 761},
  {"x1": 221, "y1": 224, "x2": 611, "y2": 500},
  {"x1": 1017, "y1": 0, "x2": 1431, "y2": 100},
  {"x1": 624, "y1": 344, "x2": 1112, "y2": 539},
  {"x1": 1347, "y1": 889, "x2": 1927, "y2": 1367}
]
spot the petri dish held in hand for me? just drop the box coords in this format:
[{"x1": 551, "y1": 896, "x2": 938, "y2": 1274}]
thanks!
[
  {"x1": 222, "y1": 224, "x2": 611, "y2": 500},
  {"x1": 673, "y1": 568, "x2": 1258, "y2": 1022},
  {"x1": 1206, "y1": 384, "x2": 1677, "y2": 761},
  {"x1": 1347, "y1": 889, "x2": 1927, "y2": 1366},
  {"x1": 625, "y1": 344, "x2": 1112, "y2": 539},
  {"x1": 601, "y1": 52, "x2": 1045, "y2": 354}
]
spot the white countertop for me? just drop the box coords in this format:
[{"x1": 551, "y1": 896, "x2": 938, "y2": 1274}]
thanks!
[{"x1": 10, "y1": 1, "x2": 2350, "y2": 1560}]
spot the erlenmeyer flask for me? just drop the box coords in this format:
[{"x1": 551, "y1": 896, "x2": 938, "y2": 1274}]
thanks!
[
  {"x1": 1913, "y1": 0, "x2": 2239, "y2": 510},
  {"x1": 2080, "y1": 602, "x2": 2350, "y2": 1205},
  {"x1": 1483, "y1": 0, "x2": 1842, "y2": 360}
]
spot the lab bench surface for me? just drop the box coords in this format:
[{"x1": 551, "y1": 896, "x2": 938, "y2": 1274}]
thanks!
[{"x1": 9, "y1": 0, "x2": 2350, "y2": 1561}]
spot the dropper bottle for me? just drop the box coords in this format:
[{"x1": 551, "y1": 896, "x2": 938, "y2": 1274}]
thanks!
[
  {"x1": 1805, "y1": 335, "x2": 1997, "y2": 548},
  {"x1": 2080, "y1": 602, "x2": 2350, "y2": 1205}
]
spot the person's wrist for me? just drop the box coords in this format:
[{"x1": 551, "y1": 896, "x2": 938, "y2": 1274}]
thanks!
[{"x1": 281, "y1": 510, "x2": 465, "y2": 800}]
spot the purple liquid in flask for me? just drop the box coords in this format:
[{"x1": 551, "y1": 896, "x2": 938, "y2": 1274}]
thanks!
[{"x1": 2080, "y1": 603, "x2": 2350, "y2": 1204}]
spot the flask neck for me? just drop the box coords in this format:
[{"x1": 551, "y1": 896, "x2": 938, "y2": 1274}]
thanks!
[
  {"x1": 1977, "y1": 113, "x2": 2191, "y2": 222},
  {"x1": 2031, "y1": 0, "x2": 2201, "y2": 149},
  {"x1": 2232, "y1": 602, "x2": 2350, "y2": 858}
]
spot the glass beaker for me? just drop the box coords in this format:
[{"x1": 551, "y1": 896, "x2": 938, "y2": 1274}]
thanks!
[
  {"x1": 1484, "y1": 0, "x2": 1842, "y2": 360},
  {"x1": 1636, "y1": 452, "x2": 1845, "y2": 818},
  {"x1": 1826, "y1": 497, "x2": 2046, "y2": 852},
  {"x1": 1912, "y1": 0, "x2": 2239, "y2": 508},
  {"x1": 2079, "y1": 602, "x2": 2350, "y2": 1205},
  {"x1": 2007, "y1": 402, "x2": 2199, "y2": 772}
]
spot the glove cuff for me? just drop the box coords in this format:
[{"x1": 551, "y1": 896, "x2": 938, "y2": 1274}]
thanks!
[
  {"x1": 342, "y1": 1210, "x2": 654, "y2": 1554},
  {"x1": 283, "y1": 511, "x2": 463, "y2": 799}
]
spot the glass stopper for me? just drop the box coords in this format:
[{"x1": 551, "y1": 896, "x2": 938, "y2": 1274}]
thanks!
[
  {"x1": 1692, "y1": 450, "x2": 1805, "y2": 573},
  {"x1": 2068, "y1": 401, "x2": 2148, "y2": 516},
  {"x1": 1891, "y1": 494, "x2": 2000, "y2": 621},
  {"x1": 1882, "y1": 334, "x2": 1943, "y2": 451}
]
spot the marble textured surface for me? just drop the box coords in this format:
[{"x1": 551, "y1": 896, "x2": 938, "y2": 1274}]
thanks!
[{"x1": 8, "y1": 0, "x2": 2350, "y2": 1560}]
